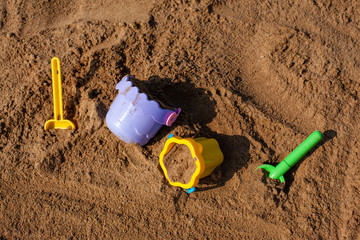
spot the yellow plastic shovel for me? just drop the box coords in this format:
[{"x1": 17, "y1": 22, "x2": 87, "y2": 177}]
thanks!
[{"x1": 44, "y1": 57, "x2": 76, "y2": 131}]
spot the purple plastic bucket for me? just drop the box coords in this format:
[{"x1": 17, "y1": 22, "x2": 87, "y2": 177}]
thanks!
[{"x1": 106, "y1": 75, "x2": 181, "y2": 146}]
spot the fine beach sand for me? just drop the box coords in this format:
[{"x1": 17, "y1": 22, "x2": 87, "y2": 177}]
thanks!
[
  {"x1": 1, "y1": 0, "x2": 359, "y2": 239},
  {"x1": 163, "y1": 143, "x2": 197, "y2": 184}
]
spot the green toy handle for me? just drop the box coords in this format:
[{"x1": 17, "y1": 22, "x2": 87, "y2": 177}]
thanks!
[{"x1": 256, "y1": 131, "x2": 323, "y2": 182}]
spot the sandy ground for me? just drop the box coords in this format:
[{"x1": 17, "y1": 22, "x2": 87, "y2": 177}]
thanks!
[{"x1": 1, "y1": 0, "x2": 360, "y2": 239}]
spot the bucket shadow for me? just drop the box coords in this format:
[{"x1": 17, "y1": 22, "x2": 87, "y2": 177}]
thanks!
[
  {"x1": 196, "y1": 134, "x2": 250, "y2": 191},
  {"x1": 280, "y1": 130, "x2": 337, "y2": 193}
]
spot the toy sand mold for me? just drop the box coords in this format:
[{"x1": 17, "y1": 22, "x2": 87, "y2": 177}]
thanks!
[{"x1": 159, "y1": 135, "x2": 224, "y2": 190}]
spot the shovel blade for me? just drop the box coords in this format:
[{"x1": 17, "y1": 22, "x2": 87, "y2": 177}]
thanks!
[{"x1": 44, "y1": 119, "x2": 76, "y2": 130}]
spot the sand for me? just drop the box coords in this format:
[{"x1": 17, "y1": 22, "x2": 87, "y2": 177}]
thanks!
[
  {"x1": 163, "y1": 143, "x2": 196, "y2": 184},
  {"x1": 127, "y1": 75, "x2": 173, "y2": 110},
  {"x1": 1, "y1": 0, "x2": 360, "y2": 239}
]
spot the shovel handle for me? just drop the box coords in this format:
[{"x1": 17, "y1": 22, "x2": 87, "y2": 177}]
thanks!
[{"x1": 51, "y1": 57, "x2": 64, "y2": 120}]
